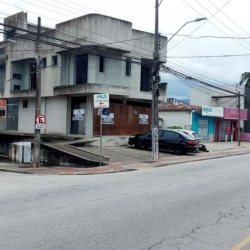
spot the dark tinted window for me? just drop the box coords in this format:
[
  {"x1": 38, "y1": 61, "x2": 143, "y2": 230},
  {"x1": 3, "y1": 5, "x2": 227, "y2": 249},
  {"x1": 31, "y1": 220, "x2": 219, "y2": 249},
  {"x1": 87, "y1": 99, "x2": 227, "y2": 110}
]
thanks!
[
  {"x1": 126, "y1": 59, "x2": 131, "y2": 76},
  {"x1": 99, "y1": 56, "x2": 104, "y2": 73}
]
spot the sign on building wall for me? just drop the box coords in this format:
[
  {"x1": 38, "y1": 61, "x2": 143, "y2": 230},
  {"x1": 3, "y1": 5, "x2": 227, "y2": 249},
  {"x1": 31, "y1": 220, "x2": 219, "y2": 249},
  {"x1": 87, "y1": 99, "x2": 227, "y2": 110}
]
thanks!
[
  {"x1": 224, "y1": 107, "x2": 248, "y2": 120},
  {"x1": 102, "y1": 112, "x2": 114, "y2": 124},
  {"x1": 72, "y1": 109, "x2": 85, "y2": 121},
  {"x1": 202, "y1": 106, "x2": 223, "y2": 117},
  {"x1": 139, "y1": 114, "x2": 149, "y2": 124}
]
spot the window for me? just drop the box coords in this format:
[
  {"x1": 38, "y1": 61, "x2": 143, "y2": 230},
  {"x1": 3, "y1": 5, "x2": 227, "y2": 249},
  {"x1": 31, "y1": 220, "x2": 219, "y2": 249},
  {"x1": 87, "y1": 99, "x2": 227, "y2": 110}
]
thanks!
[
  {"x1": 99, "y1": 56, "x2": 104, "y2": 72},
  {"x1": 0, "y1": 109, "x2": 6, "y2": 118},
  {"x1": 0, "y1": 65, "x2": 5, "y2": 91},
  {"x1": 5, "y1": 28, "x2": 16, "y2": 40},
  {"x1": 13, "y1": 73, "x2": 22, "y2": 80},
  {"x1": 126, "y1": 59, "x2": 131, "y2": 76},
  {"x1": 23, "y1": 100, "x2": 28, "y2": 108},
  {"x1": 30, "y1": 63, "x2": 36, "y2": 90},
  {"x1": 41, "y1": 57, "x2": 47, "y2": 68},
  {"x1": 52, "y1": 55, "x2": 58, "y2": 66},
  {"x1": 75, "y1": 54, "x2": 88, "y2": 84},
  {"x1": 140, "y1": 60, "x2": 152, "y2": 92}
]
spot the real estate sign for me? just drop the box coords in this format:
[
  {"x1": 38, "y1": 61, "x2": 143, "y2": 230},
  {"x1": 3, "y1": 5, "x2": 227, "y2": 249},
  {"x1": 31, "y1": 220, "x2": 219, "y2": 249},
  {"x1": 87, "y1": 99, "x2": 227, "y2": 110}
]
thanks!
[{"x1": 94, "y1": 94, "x2": 109, "y2": 108}]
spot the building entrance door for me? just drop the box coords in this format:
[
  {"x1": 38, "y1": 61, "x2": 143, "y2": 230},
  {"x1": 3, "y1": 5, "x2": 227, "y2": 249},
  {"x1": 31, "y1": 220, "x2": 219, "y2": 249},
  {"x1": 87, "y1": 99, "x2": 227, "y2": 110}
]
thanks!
[
  {"x1": 70, "y1": 97, "x2": 86, "y2": 135},
  {"x1": 7, "y1": 99, "x2": 18, "y2": 130},
  {"x1": 198, "y1": 119, "x2": 208, "y2": 141}
]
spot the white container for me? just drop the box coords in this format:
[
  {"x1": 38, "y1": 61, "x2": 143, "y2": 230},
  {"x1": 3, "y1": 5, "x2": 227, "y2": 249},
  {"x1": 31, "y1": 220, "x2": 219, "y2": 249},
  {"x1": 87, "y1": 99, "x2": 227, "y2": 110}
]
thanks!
[{"x1": 10, "y1": 142, "x2": 32, "y2": 163}]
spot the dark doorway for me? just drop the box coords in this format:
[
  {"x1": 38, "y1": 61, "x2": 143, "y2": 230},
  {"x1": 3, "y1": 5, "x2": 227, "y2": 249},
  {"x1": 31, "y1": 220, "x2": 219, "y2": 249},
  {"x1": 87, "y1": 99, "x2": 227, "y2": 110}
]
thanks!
[{"x1": 70, "y1": 97, "x2": 87, "y2": 135}]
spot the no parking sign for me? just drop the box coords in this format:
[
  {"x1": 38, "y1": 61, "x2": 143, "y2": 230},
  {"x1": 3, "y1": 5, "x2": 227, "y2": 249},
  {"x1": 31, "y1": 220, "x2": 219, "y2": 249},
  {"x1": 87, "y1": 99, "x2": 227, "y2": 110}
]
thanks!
[{"x1": 35, "y1": 114, "x2": 46, "y2": 129}]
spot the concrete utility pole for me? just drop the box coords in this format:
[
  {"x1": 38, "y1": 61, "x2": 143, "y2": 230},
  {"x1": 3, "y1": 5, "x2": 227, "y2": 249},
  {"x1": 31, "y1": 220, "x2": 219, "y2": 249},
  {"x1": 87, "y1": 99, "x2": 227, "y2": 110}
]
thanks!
[
  {"x1": 238, "y1": 91, "x2": 241, "y2": 146},
  {"x1": 151, "y1": 0, "x2": 161, "y2": 160},
  {"x1": 32, "y1": 17, "x2": 42, "y2": 168}
]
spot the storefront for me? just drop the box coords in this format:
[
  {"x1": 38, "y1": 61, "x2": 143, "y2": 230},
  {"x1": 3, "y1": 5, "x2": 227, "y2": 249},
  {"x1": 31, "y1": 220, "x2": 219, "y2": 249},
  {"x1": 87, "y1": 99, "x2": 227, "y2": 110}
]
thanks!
[
  {"x1": 214, "y1": 107, "x2": 248, "y2": 141},
  {"x1": 192, "y1": 106, "x2": 224, "y2": 141}
]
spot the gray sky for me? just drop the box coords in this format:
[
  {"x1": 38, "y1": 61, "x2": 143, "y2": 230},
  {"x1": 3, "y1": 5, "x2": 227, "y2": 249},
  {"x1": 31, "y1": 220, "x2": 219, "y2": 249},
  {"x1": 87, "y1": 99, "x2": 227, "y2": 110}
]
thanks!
[{"x1": 1, "y1": 0, "x2": 250, "y2": 97}]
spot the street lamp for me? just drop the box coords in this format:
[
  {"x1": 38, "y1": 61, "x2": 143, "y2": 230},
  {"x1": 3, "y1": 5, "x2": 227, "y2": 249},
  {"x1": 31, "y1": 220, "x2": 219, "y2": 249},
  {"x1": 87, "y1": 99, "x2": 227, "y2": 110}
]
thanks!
[
  {"x1": 151, "y1": 13, "x2": 207, "y2": 161},
  {"x1": 162, "y1": 17, "x2": 207, "y2": 49}
]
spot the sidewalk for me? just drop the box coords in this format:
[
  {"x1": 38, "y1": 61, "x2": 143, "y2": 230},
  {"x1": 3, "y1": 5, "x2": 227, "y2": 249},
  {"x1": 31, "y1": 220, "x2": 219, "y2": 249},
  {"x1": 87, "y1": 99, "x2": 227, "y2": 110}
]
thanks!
[{"x1": 0, "y1": 141, "x2": 250, "y2": 175}]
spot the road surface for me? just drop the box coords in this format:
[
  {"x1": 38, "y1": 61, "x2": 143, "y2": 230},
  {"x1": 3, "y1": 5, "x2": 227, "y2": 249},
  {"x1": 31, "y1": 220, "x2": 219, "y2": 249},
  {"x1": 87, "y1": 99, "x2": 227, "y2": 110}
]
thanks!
[{"x1": 1, "y1": 154, "x2": 250, "y2": 250}]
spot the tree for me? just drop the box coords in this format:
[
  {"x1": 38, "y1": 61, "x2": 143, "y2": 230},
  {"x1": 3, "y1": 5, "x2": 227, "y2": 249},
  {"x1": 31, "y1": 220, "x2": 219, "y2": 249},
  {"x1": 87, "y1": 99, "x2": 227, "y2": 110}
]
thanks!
[{"x1": 239, "y1": 72, "x2": 250, "y2": 87}]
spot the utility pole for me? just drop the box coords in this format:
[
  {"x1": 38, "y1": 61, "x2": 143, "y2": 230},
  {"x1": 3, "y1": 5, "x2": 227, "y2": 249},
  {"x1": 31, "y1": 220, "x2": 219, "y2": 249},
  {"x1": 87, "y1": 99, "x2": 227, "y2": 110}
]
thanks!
[
  {"x1": 238, "y1": 90, "x2": 241, "y2": 146},
  {"x1": 151, "y1": 0, "x2": 160, "y2": 160},
  {"x1": 32, "y1": 17, "x2": 42, "y2": 168}
]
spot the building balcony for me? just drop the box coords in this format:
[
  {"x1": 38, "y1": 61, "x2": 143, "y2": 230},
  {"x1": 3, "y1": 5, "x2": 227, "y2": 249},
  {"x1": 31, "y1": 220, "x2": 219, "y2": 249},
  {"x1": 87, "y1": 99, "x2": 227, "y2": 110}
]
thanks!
[{"x1": 54, "y1": 83, "x2": 129, "y2": 97}]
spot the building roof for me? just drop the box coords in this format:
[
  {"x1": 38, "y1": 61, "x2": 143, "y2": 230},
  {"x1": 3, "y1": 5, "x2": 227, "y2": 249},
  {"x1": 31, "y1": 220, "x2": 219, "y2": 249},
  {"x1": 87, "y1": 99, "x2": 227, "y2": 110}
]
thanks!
[{"x1": 158, "y1": 103, "x2": 201, "y2": 112}]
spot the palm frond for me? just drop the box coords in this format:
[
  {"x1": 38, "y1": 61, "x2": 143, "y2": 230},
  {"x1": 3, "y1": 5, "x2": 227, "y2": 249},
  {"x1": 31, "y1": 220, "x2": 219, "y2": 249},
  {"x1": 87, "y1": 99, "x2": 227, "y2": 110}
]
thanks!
[{"x1": 239, "y1": 72, "x2": 250, "y2": 87}]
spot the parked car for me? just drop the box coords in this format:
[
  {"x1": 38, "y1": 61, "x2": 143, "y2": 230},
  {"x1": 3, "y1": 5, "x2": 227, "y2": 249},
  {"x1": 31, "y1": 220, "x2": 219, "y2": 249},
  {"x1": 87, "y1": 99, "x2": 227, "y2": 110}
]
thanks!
[
  {"x1": 128, "y1": 129, "x2": 199, "y2": 155},
  {"x1": 177, "y1": 129, "x2": 201, "y2": 143},
  {"x1": 177, "y1": 129, "x2": 209, "y2": 152}
]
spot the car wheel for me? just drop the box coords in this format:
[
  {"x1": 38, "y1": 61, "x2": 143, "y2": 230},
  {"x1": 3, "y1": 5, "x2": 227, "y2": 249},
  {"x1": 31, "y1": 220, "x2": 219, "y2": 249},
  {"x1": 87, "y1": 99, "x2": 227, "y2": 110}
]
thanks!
[
  {"x1": 175, "y1": 147, "x2": 184, "y2": 155},
  {"x1": 135, "y1": 140, "x2": 142, "y2": 149}
]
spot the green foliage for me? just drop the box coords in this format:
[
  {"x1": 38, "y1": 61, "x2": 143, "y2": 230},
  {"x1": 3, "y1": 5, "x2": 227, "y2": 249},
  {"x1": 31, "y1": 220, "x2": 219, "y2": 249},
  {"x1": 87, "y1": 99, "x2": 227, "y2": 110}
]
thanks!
[
  {"x1": 167, "y1": 126, "x2": 183, "y2": 129},
  {"x1": 239, "y1": 72, "x2": 250, "y2": 87}
]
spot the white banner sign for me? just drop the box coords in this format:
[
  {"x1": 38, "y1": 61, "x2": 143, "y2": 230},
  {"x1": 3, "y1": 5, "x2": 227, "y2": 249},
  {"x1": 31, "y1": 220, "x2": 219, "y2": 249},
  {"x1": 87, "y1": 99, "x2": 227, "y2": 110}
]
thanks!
[
  {"x1": 72, "y1": 109, "x2": 85, "y2": 121},
  {"x1": 202, "y1": 106, "x2": 223, "y2": 117},
  {"x1": 139, "y1": 114, "x2": 149, "y2": 124}
]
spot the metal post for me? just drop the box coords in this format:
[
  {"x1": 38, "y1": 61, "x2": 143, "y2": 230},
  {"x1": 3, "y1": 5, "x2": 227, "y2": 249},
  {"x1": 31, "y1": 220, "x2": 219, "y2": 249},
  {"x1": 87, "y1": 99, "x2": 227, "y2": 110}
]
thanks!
[
  {"x1": 238, "y1": 91, "x2": 241, "y2": 146},
  {"x1": 151, "y1": 0, "x2": 160, "y2": 160},
  {"x1": 32, "y1": 17, "x2": 41, "y2": 168},
  {"x1": 100, "y1": 108, "x2": 103, "y2": 157}
]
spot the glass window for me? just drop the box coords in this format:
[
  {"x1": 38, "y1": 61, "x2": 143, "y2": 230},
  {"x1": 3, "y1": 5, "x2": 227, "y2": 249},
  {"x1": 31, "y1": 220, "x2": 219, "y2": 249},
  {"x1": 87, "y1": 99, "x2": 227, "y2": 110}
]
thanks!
[
  {"x1": 99, "y1": 56, "x2": 104, "y2": 72},
  {"x1": 126, "y1": 59, "x2": 131, "y2": 76}
]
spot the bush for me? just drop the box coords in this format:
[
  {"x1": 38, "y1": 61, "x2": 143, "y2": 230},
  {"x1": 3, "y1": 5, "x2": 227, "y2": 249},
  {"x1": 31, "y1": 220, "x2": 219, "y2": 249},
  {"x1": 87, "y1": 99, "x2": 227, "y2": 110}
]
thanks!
[{"x1": 167, "y1": 126, "x2": 183, "y2": 129}]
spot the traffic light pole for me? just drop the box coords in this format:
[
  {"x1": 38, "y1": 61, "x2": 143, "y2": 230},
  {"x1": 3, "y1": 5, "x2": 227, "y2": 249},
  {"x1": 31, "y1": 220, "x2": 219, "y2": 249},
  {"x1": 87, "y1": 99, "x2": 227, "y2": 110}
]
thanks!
[
  {"x1": 151, "y1": 0, "x2": 160, "y2": 160},
  {"x1": 32, "y1": 17, "x2": 42, "y2": 168}
]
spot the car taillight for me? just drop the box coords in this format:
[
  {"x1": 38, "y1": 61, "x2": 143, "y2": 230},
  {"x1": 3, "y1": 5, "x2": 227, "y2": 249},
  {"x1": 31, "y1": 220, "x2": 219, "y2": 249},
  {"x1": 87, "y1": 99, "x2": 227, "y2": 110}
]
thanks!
[{"x1": 187, "y1": 140, "x2": 196, "y2": 145}]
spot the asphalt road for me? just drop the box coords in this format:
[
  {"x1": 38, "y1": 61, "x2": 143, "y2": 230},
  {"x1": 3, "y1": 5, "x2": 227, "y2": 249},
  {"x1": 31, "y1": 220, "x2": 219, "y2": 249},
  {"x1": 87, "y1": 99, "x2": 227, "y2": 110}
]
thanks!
[{"x1": 1, "y1": 155, "x2": 250, "y2": 250}]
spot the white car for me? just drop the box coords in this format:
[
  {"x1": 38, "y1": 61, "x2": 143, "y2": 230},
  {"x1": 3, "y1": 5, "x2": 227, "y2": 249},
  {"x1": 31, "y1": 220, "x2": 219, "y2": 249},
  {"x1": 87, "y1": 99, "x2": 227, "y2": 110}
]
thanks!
[{"x1": 177, "y1": 129, "x2": 201, "y2": 142}]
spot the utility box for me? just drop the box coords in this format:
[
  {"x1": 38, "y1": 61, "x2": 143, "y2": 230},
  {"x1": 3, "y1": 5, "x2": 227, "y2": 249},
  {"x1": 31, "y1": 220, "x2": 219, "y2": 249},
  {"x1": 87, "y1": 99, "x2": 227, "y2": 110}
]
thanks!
[{"x1": 10, "y1": 142, "x2": 32, "y2": 163}]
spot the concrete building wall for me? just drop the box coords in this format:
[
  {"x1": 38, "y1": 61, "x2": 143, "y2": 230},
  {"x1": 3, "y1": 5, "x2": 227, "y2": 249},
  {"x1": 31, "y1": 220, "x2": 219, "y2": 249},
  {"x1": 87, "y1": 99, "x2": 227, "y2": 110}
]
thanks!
[
  {"x1": 132, "y1": 30, "x2": 167, "y2": 62},
  {"x1": 0, "y1": 118, "x2": 6, "y2": 130},
  {"x1": 45, "y1": 96, "x2": 67, "y2": 134},
  {"x1": 88, "y1": 55, "x2": 131, "y2": 87},
  {"x1": 190, "y1": 88, "x2": 211, "y2": 106},
  {"x1": 18, "y1": 99, "x2": 35, "y2": 132},
  {"x1": 56, "y1": 14, "x2": 132, "y2": 52},
  {"x1": 41, "y1": 55, "x2": 60, "y2": 96},
  {"x1": 159, "y1": 111, "x2": 192, "y2": 129}
]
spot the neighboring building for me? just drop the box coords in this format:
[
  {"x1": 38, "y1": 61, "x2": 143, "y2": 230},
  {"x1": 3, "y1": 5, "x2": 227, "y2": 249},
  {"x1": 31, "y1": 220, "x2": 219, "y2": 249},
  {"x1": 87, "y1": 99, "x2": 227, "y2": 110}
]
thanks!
[
  {"x1": 158, "y1": 99, "x2": 201, "y2": 130},
  {"x1": 0, "y1": 12, "x2": 167, "y2": 137},
  {"x1": 190, "y1": 86, "x2": 248, "y2": 141}
]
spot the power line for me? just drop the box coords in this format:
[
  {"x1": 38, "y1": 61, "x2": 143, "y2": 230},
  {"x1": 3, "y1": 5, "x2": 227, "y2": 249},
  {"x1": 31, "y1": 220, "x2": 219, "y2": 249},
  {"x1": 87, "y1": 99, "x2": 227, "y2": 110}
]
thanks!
[
  {"x1": 161, "y1": 65, "x2": 237, "y2": 95},
  {"x1": 168, "y1": 53, "x2": 250, "y2": 58}
]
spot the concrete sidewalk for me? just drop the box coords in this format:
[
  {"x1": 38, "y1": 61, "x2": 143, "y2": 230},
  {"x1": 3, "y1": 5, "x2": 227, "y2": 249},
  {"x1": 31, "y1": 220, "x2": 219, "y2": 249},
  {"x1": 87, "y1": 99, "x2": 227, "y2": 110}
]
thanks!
[{"x1": 0, "y1": 141, "x2": 250, "y2": 175}]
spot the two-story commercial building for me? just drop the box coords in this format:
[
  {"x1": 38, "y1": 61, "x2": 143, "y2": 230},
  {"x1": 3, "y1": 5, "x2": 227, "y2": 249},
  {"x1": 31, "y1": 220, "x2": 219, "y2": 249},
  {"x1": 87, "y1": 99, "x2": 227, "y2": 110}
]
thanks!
[{"x1": 0, "y1": 12, "x2": 167, "y2": 137}]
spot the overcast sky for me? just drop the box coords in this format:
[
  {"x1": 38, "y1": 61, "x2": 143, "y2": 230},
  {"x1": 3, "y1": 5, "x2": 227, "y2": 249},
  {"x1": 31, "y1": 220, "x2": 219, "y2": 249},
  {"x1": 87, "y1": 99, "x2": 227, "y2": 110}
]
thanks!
[{"x1": 1, "y1": 0, "x2": 250, "y2": 98}]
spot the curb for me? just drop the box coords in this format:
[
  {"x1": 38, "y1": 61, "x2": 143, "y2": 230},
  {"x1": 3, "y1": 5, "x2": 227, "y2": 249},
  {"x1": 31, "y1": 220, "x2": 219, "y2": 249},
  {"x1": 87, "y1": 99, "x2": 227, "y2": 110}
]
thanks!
[{"x1": 0, "y1": 148, "x2": 249, "y2": 175}]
